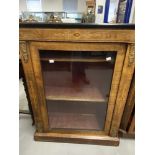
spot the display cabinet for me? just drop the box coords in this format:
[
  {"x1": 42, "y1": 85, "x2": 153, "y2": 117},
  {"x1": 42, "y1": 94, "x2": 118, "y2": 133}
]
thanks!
[
  {"x1": 20, "y1": 12, "x2": 83, "y2": 23},
  {"x1": 19, "y1": 23, "x2": 135, "y2": 146}
]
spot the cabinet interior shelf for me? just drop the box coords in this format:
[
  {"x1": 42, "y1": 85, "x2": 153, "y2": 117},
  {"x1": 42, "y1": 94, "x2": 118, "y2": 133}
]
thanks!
[
  {"x1": 40, "y1": 57, "x2": 108, "y2": 63},
  {"x1": 45, "y1": 86, "x2": 107, "y2": 102},
  {"x1": 49, "y1": 112, "x2": 103, "y2": 130},
  {"x1": 47, "y1": 100, "x2": 107, "y2": 130}
]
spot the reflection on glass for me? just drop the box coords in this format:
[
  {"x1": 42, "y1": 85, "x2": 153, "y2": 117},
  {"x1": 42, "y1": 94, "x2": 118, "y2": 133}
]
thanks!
[{"x1": 40, "y1": 50, "x2": 116, "y2": 131}]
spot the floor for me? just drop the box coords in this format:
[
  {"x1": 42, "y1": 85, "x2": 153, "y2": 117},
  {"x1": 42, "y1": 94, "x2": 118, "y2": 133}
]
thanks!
[{"x1": 19, "y1": 114, "x2": 135, "y2": 155}]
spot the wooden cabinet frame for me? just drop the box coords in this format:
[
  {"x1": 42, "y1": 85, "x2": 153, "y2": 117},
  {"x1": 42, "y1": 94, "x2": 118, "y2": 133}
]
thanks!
[
  {"x1": 20, "y1": 26, "x2": 135, "y2": 146},
  {"x1": 119, "y1": 75, "x2": 135, "y2": 138}
]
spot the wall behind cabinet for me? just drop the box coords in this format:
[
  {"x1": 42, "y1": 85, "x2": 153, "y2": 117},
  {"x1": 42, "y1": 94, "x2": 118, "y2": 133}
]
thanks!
[
  {"x1": 42, "y1": 0, "x2": 63, "y2": 11},
  {"x1": 19, "y1": 0, "x2": 86, "y2": 12}
]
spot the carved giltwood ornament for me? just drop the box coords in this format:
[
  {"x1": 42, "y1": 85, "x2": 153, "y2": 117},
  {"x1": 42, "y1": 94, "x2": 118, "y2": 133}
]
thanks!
[
  {"x1": 128, "y1": 44, "x2": 135, "y2": 67},
  {"x1": 20, "y1": 42, "x2": 28, "y2": 63}
]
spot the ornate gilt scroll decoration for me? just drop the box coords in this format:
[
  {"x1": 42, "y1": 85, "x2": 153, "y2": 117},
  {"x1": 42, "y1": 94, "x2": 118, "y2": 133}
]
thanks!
[
  {"x1": 20, "y1": 42, "x2": 28, "y2": 63},
  {"x1": 128, "y1": 44, "x2": 135, "y2": 67}
]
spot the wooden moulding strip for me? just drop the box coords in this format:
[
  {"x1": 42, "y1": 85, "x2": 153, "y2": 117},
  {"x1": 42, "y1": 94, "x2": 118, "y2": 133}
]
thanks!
[
  {"x1": 104, "y1": 45, "x2": 126, "y2": 134},
  {"x1": 34, "y1": 131, "x2": 119, "y2": 146}
]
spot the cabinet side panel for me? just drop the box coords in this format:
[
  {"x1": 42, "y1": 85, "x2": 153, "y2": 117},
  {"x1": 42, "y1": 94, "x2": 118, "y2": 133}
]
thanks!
[
  {"x1": 19, "y1": 41, "x2": 43, "y2": 132},
  {"x1": 120, "y1": 75, "x2": 135, "y2": 130},
  {"x1": 128, "y1": 114, "x2": 135, "y2": 134},
  {"x1": 110, "y1": 44, "x2": 135, "y2": 137}
]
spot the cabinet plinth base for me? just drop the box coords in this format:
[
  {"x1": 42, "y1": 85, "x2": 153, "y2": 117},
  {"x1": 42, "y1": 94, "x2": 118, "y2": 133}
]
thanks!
[{"x1": 34, "y1": 131, "x2": 119, "y2": 146}]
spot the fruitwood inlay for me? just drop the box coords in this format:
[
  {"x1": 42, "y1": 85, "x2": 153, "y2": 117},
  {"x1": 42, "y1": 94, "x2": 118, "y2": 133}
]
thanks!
[{"x1": 20, "y1": 28, "x2": 134, "y2": 43}]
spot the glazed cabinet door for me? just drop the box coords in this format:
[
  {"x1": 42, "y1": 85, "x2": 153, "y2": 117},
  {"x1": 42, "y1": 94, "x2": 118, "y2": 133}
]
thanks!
[{"x1": 28, "y1": 42, "x2": 126, "y2": 135}]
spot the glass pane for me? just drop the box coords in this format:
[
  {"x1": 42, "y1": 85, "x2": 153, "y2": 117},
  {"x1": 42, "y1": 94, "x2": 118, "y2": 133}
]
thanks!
[{"x1": 39, "y1": 50, "x2": 116, "y2": 131}]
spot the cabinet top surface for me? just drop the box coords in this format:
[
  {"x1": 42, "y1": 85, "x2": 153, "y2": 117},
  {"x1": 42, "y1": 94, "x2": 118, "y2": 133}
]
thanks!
[{"x1": 19, "y1": 23, "x2": 135, "y2": 30}]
